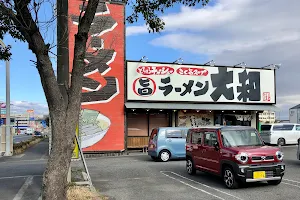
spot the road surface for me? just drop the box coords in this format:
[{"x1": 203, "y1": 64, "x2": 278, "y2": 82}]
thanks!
[
  {"x1": 13, "y1": 135, "x2": 33, "y2": 143},
  {"x1": 0, "y1": 139, "x2": 48, "y2": 200},
  {"x1": 82, "y1": 145, "x2": 300, "y2": 200}
]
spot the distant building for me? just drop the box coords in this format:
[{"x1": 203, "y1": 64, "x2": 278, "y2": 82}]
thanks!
[
  {"x1": 259, "y1": 111, "x2": 276, "y2": 124},
  {"x1": 10, "y1": 113, "x2": 46, "y2": 133},
  {"x1": 289, "y1": 104, "x2": 300, "y2": 123}
]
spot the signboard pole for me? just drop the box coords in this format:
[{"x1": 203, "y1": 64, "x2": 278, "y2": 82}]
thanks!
[
  {"x1": 76, "y1": 133, "x2": 92, "y2": 185},
  {"x1": 72, "y1": 124, "x2": 79, "y2": 159}
]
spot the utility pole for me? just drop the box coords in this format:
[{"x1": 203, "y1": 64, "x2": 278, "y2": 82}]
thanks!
[
  {"x1": 56, "y1": 0, "x2": 71, "y2": 181},
  {"x1": 0, "y1": 39, "x2": 11, "y2": 156},
  {"x1": 57, "y1": 0, "x2": 69, "y2": 102}
]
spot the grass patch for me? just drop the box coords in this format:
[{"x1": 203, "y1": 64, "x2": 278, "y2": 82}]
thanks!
[
  {"x1": 13, "y1": 136, "x2": 44, "y2": 155},
  {"x1": 67, "y1": 186, "x2": 108, "y2": 200}
]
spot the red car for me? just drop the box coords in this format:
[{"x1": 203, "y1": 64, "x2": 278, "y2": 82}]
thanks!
[{"x1": 186, "y1": 126, "x2": 285, "y2": 189}]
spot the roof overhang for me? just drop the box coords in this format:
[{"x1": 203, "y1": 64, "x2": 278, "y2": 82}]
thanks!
[{"x1": 125, "y1": 102, "x2": 280, "y2": 112}]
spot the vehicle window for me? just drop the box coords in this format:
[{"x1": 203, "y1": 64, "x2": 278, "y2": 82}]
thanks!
[
  {"x1": 182, "y1": 130, "x2": 187, "y2": 138},
  {"x1": 273, "y1": 124, "x2": 294, "y2": 131},
  {"x1": 221, "y1": 129, "x2": 263, "y2": 147},
  {"x1": 166, "y1": 129, "x2": 184, "y2": 138},
  {"x1": 261, "y1": 125, "x2": 272, "y2": 131},
  {"x1": 186, "y1": 130, "x2": 192, "y2": 143},
  {"x1": 296, "y1": 125, "x2": 300, "y2": 131},
  {"x1": 191, "y1": 131, "x2": 203, "y2": 144},
  {"x1": 149, "y1": 129, "x2": 158, "y2": 141},
  {"x1": 204, "y1": 132, "x2": 218, "y2": 146}
]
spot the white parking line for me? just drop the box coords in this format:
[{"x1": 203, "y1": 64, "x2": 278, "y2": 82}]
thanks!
[
  {"x1": 13, "y1": 176, "x2": 33, "y2": 200},
  {"x1": 0, "y1": 175, "x2": 42, "y2": 180},
  {"x1": 282, "y1": 182, "x2": 300, "y2": 188},
  {"x1": 283, "y1": 178, "x2": 300, "y2": 184},
  {"x1": 161, "y1": 171, "x2": 225, "y2": 200},
  {"x1": 0, "y1": 159, "x2": 47, "y2": 164},
  {"x1": 15, "y1": 154, "x2": 25, "y2": 158},
  {"x1": 161, "y1": 171, "x2": 243, "y2": 200}
]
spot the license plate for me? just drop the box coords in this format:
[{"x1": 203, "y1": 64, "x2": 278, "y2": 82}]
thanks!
[{"x1": 253, "y1": 171, "x2": 266, "y2": 179}]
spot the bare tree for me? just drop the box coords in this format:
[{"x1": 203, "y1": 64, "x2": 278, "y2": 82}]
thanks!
[{"x1": 0, "y1": 0, "x2": 210, "y2": 199}]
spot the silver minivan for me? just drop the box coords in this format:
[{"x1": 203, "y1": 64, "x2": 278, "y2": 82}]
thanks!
[{"x1": 260, "y1": 123, "x2": 300, "y2": 145}]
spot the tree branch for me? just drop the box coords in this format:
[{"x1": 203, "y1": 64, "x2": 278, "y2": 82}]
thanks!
[{"x1": 4, "y1": 0, "x2": 65, "y2": 112}]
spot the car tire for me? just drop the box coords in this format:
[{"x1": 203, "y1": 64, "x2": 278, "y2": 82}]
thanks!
[
  {"x1": 151, "y1": 156, "x2": 157, "y2": 161},
  {"x1": 223, "y1": 167, "x2": 239, "y2": 189},
  {"x1": 159, "y1": 150, "x2": 171, "y2": 162},
  {"x1": 277, "y1": 138, "x2": 285, "y2": 146},
  {"x1": 268, "y1": 177, "x2": 282, "y2": 185},
  {"x1": 186, "y1": 157, "x2": 196, "y2": 175}
]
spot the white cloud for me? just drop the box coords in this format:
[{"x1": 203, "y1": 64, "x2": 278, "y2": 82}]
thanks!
[
  {"x1": 10, "y1": 101, "x2": 49, "y2": 115},
  {"x1": 126, "y1": 25, "x2": 148, "y2": 36},
  {"x1": 127, "y1": 0, "x2": 300, "y2": 119}
]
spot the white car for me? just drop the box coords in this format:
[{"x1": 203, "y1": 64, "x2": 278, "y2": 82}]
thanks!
[{"x1": 260, "y1": 123, "x2": 300, "y2": 146}]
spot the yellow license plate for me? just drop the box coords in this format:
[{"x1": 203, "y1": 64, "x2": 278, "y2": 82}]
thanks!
[{"x1": 253, "y1": 171, "x2": 266, "y2": 179}]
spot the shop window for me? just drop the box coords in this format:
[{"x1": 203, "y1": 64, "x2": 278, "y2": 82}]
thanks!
[
  {"x1": 127, "y1": 113, "x2": 148, "y2": 136},
  {"x1": 149, "y1": 113, "x2": 169, "y2": 134}
]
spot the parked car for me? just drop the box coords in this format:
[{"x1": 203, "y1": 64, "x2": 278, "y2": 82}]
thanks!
[
  {"x1": 148, "y1": 127, "x2": 189, "y2": 162},
  {"x1": 186, "y1": 126, "x2": 285, "y2": 189},
  {"x1": 26, "y1": 128, "x2": 34, "y2": 135},
  {"x1": 297, "y1": 138, "x2": 300, "y2": 160},
  {"x1": 260, "y1": 123, "x2": 300, "y2": 145},
  {"x1": 34, "y1": 131, "x2": 43, "y2": 137}
]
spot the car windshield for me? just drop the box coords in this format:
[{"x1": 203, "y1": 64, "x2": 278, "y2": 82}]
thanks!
[{"x1": 221, "y1": 129, "x2": 263, "y2": 147}]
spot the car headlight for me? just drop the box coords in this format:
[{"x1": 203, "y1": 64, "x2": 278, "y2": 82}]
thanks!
[
  {"x1": 235, "y1": 152, "x2": 249, "y2": 163},
  {"x1": 276, "y1": 151, "x2": 284, "y2": 160}
]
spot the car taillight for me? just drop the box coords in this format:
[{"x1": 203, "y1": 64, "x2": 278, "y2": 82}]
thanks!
[{"x1": 148, "y1": 140, "x2": 156, "y2": 149}]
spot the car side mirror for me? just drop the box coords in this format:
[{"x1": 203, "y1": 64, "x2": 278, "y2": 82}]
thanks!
[{"x1": 213, "y1": 141, "x2": 219, "y2": 151}]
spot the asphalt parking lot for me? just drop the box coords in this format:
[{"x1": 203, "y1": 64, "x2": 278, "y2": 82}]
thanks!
[{"x1": 86, "y1": 145, "x2": 300, "y2": 200}]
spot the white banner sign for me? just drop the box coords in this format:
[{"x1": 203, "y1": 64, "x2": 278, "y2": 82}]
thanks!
[{"x1": 126, "y1": 61, "x2": 276, "y2": 104}]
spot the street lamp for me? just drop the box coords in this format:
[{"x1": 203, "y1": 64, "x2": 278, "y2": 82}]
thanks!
[{"x1": 0, "y1": 39, "x2": 11, "y2": 156}]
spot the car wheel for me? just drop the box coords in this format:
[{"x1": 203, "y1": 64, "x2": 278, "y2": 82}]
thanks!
[
  {"x1": 268, "y1": 177, "x2": 282, "y2": 185},
  {"x1": 186, "y1": 157, "x2": 196, "y2": 175},
  {"x1": 223, "y1": 167, "x2": 239, "y2": 189},
  {"x1": 159, "y1": 150, "x2": 170, "y2": 162},
  {"x1": 277, "y1": 138, "x2": 285, "y2": 146}
]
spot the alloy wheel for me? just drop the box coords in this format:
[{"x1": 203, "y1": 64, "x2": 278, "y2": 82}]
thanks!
[
  {"x1": 186, "y1": 160, "x2": 193, "y2": 174},
  {"x1": 160, "y1": 151, "x2": 170, "y2": 162},
  {"x1": 224, "y1": 169, "x2": 234, "y2": 188}
]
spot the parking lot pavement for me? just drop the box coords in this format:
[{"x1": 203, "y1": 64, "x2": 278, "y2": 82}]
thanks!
[{"x1": 86, "y1": 145, "x2": 300, "y2": 200}]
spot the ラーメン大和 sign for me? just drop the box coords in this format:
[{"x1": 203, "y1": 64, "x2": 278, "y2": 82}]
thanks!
[{"x1": 126, "y1": 61, "x2": 275, "y2": 104}]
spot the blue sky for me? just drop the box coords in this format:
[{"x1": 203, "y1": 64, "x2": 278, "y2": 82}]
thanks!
[{"x1": 1, "y1": 0, "x2": 300, "y2": 119}]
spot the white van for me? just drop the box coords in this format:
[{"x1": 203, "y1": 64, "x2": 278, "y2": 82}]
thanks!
[
  {"x1": 260, "y1": 123, "x2": 300, "y2": 145},
  {"x1": 297, "y1": 139, "x2": 300, "y2": 160},
  {"x1": 26, "y1": 128, "x2": 34, "y2": 135}
]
